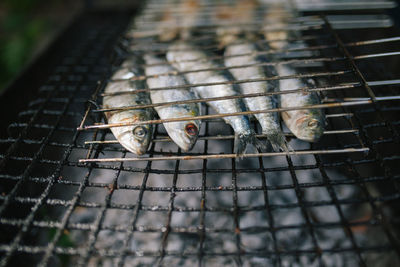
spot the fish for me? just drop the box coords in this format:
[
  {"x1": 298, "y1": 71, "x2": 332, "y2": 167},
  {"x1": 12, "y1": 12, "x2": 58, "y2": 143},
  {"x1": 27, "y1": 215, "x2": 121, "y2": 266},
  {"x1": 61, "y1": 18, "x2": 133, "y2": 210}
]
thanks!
[
  {"x1": 103, "y1": 60, "x2": 154, "y2": 155},
  {"x1": 214, "y1": 1, "x2": 287, "y2": 151},
  {"x1": 263, "y1": 5, "x2": 325, "y2": 142},
  {"x1": 224, "y1": 41, "x2": 289, "y2": 151},
  {"x1": 263, "y1": 4, "x2": 293, "y2": 51},
  {"x1": 215, "y1": 0, "x2": 259, "y2": 48},
  {"x1": 276, "y1": 65, "x2": 325, "y2": 142},
  {"x1": 143, "y1": 54, "x2": 201, "y2": 151},
  {"x1": 166, "y1": 42, "x2": 264, "y2": 155},
  {"x1": 150, "y1": 0, "x2": 201, "y2": 41}
]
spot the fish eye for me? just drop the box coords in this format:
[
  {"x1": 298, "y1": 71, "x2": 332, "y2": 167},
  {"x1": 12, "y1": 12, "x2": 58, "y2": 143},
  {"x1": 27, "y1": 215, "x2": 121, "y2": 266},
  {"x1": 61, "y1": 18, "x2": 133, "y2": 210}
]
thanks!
[
  {"x1": 133, "y1": 126, "x2": 147, "y2": 138},
  {"x1": 185, "y1": 123, "x2": 198, "y2": 136},
  {"x1": 308, "y1": 119, "x2": 319, "y2": 128}
]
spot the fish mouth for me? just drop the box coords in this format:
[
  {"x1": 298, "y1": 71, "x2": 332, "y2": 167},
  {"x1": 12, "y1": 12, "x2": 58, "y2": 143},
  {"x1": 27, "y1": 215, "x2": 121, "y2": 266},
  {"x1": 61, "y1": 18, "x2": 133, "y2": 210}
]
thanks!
[
  {"x1": 118, "y1": 130, "x2": 149, "y2": 155},
  {"x1": 172, "y1": 133, "x2": 196, "y2": 152},
  {"x1": 120, "y1": 141, "x2": 147, "y2": 155}
]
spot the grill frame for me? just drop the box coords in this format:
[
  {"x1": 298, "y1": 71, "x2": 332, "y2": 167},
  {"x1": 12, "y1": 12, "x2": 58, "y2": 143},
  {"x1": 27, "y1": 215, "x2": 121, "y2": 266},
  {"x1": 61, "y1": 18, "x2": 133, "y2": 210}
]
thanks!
[{"x1": 0, "y1": 2, "x2": 400, "y2": 267}]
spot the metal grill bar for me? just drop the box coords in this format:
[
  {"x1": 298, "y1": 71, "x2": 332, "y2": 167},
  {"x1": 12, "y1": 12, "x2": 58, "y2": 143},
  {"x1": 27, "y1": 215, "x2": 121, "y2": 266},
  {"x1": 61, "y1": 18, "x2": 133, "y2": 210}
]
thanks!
[
  {"x1": 39, "y1": 22, "x2": 131, "y2": 267},
  {"x1": 124, "y1": 39, "x2": 400, "y2": 74},
  {"x1": 313, "y1": 150, "x2": 365, "y2": 265},
  {"x1": 97, "y1": 84, "x2": 359, "y2": 112},
  {"x1": 133, "y1": 14, "x2": 391, "y2": 30},
  {"x1": 125, "y1": 33, "x2": 330, "y2": 50},
  {"x1": 129, "y1": 24, "x2": 326, "y2": 39},
  {"x1": 230, "y1": 138, "x2": 242, "y2": 265},
  {"x1": 113, "y1": 51, "x2": 398, "y2": 82},
  {"x1": 1, "y1": 215, "x2": 396, "y2": 235},
  {"x1": 83, "y1": 129, "x2": 359, "y2": 146},
  {"x1": 0, "y1": 66, "x2": 88, "y2": 266},
  {"x1": 1, "y1": 185, "x2": 399, "y2": 214},
  {"x1": 126, "y1": 36, "x2": 400, "y2": 58},
  {"x1": 0, "y1": 13, "x2": 131, "y2": 267},
  {"x1": 96, "y1": 79, "x2": 399, "y2": 114},
  {"x1": 79, "y1": 98, "x2": 399, "y2": 130},
  {"x1": 107, "y1": 70, "x2": 351, "y2": 92},
  {"x1": 142, "y1": 1, "x2": 396, "y2": 11},
  {"x1": 158, "y1": 148, "x2": 181, "y2": 264},
  {"x1": 128, "y1": 15, "x2": 393, "y2": 38},
  {"x1": 1, "y1": 172, "x2": 399, "y2": 195},
  {"x1": 197, "y1": 105, "x2": 209, "y2": 266},
  {"x1": 79, "y1": 148, "x2": 369, "y2": 163},
  {"x1": 320, "y1": 17, "x2": 400, "y2": 262},
  {"x1": 78, "y1": 152, "x2": 127, "y2": 266},
  {"x1": 0, "y1": 244, "x2": 396, "y2": 258},
  {"x1": 6, "y1": 142, "x2": 400, "y2": 169},
  {"x1": 114, "y1": 133, "x2": 156, "y2": 267}
]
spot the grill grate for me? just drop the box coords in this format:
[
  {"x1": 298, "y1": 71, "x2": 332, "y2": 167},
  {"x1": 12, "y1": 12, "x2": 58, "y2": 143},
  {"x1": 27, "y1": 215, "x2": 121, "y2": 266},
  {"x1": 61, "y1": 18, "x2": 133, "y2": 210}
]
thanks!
[{"x1": 1, "y1": 1, "x2": 400, "y2": 266}]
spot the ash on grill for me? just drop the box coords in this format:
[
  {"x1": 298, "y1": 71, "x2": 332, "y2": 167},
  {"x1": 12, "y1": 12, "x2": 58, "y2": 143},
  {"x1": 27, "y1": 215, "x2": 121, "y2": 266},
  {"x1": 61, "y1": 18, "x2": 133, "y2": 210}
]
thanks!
[{"x1": 0, "y1": 0, "x2": 400, "y2": 267}]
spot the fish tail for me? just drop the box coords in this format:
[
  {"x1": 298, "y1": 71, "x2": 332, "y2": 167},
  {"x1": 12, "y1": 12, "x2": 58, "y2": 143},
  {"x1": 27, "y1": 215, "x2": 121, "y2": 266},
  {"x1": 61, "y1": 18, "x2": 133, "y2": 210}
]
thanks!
[
  {"x1": 263, "y1": 129, "x2": 291, "y2": 153},
  {"x1": 234, "y1": 131, "x2": 266, "y2": 158}
]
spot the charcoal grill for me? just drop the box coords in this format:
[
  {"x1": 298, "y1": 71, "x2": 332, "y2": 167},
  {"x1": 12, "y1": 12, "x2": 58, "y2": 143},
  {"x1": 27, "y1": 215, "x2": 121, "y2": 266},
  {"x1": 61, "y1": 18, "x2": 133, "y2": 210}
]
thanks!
[{"x1": 1, "y1": 1, "x2": 400, "y2": 266}]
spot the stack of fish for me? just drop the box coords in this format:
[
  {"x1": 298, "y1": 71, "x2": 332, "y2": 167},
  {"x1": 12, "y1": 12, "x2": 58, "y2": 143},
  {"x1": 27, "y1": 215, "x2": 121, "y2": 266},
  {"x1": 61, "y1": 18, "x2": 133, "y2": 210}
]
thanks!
[{"x1": 103, "y1": 0, "x2": 325, "y2": 157}]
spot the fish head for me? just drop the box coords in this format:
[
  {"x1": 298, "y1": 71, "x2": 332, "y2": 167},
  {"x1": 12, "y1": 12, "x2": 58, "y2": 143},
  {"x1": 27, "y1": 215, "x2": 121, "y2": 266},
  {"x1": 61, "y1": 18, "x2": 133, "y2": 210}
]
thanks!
[
  {"x1": 290, "y1": 110, "x2": 325, "y2": 142},
  {"x1": 116, "y1": 124, "x2": 153, "y2": 155},
  {"x1": 164, "y1": 120, "x2": 200, "y2": 151}
]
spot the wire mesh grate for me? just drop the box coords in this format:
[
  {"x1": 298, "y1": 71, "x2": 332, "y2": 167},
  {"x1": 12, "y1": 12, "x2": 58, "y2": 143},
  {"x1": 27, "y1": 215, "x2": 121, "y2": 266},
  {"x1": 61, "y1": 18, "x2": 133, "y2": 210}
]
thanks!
[{"x1": 1, "y1": 1, "x2": 400, "y2": 267}]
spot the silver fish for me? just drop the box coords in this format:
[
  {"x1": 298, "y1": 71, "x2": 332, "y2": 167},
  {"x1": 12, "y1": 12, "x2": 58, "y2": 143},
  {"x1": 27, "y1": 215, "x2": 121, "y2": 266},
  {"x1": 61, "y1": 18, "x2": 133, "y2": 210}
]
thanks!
[
  {"x1": 276, "y1": 65, "x2": 325, "y2": 142},
  {"x1": 224, "y1": 41, "x2": 288, "y2": 151},
  {"x1": 103, "y1": 61, "x2": 154, "y2": 155},
  {"x1": 263, "y1": 6, "x2": 325, "y2": 142},
  {"x1": 138, "y1": 0, "x2": 201, "y2": 41},
  {"x1": 215, "y1": 0, "x2": 259, "y2": 48},
  {"x1": 143, "y1": 54, "x2": 201, "y2": 151},
  {"x1": 166, "y1": 42, "x2": 264, "y2": 155}
]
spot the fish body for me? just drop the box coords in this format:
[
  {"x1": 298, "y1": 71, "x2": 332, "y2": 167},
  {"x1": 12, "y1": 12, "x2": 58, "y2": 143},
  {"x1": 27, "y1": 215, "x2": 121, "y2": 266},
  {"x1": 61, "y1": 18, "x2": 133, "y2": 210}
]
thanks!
[
  {"x1": 144, "y1": 54, "x2": 201, "y2": 151},
  {"x1": 224, "y1": 41, "x2": 288, "y2": 151},
  {"x1": 215, "y1": 0, "x2": 259, "y2": 47},
  {"x1": 166, "y1": 42, "x2": 263, "y2": 155},
  {"x1": 263, "y1": 6, "x2": 325, "y2": 142},
  {"x1": 277, "y1": 65, "x2": 325, "y2": 142},
  {"x1": 103, "y1": 63, "x2": 154, "y2": 155},
  {"x1": 150, "y1": 0, "x2": 200, "y2": 41}
]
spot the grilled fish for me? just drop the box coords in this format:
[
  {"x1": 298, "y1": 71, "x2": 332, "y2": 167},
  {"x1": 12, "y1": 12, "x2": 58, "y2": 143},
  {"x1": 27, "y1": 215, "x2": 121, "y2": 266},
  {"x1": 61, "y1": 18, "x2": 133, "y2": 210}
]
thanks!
[
  {"x1": 103, "y1": 61, "x2": 154, "y2": 155},
  {"x1": 224, "y1": 41, "x2": 288, "y2": 151},
  {"x1": 215, "y1": 0, "x2": 259, "y2": 47},
  {"x1": 264, "y1": 5, "x2": 325, "y2": 142},
  {"x1": 144, "y1": 54, "x2": 201, "y2": 151},
  {"x1": 166, "y1": 42, "x2": 264, "y2": 155},
  {"x1": 154, "y1": 0, "x2": 200, "y2": 41},
  {"x1": 276, "y1": 65, "x2": 325, "y2": 142}
]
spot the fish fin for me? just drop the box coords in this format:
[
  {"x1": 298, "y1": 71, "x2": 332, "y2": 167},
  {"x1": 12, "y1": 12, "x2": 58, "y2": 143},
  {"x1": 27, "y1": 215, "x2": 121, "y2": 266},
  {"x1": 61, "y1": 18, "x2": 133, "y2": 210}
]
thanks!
[
  {"x1": 262, "y1": 128, "x2": 292, "y2": 152},
  {"x1": 234, "y1": 131, "x2": 267, "y2": 159}
]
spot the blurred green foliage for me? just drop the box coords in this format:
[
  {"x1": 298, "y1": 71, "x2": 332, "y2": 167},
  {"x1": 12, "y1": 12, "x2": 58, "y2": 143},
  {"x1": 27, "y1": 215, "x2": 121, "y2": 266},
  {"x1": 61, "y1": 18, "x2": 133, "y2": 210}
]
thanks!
[{"x1": 0, "y1": 0, "x2": 52, "y2": 91}]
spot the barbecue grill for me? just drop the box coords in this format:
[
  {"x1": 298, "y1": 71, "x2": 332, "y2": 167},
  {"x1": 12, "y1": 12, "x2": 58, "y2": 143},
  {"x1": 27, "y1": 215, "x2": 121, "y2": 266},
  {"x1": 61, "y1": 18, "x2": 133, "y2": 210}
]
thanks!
[{"x1": 1, "y1": 0, "x2": 400, "y2": 266}]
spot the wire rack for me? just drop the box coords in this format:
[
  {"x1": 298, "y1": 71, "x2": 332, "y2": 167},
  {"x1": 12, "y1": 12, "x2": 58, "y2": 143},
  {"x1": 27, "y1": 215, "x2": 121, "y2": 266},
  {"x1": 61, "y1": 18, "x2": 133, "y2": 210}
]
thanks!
[{"x1": 1, "y1": 1, "x2": 400, "y2": 266}]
